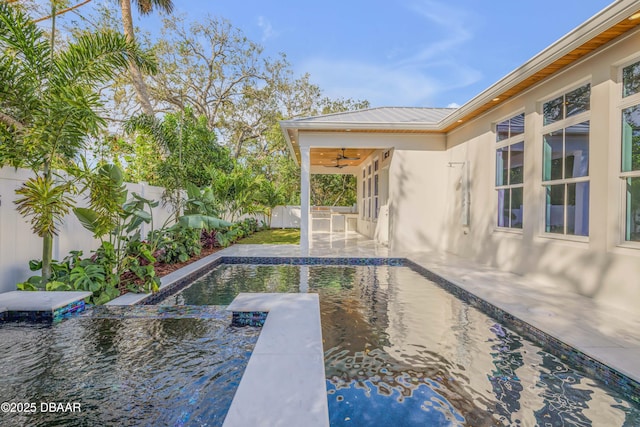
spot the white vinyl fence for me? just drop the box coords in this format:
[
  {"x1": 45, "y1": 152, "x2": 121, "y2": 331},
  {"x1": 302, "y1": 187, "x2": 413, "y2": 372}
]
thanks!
[
  {"x1": 0, "y1": 167, "x2": 174, "y2": 294},
  {"x1": 0, "y1": 165, "x2": 347, "y2": 294}
]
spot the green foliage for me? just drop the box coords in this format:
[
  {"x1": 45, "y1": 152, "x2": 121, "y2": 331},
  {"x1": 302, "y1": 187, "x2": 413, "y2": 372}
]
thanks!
[
  {"x1": 70, "y1": 264, "x2": 106, "y2": 293},
  {"x1": 208, "y1": 161, "x2": 266, "y2": 222},
  {"x1": 258, "y1": 180, "x2": 285, "y2": 227},
  {"x1": 311, "y1": 174, "x2": 357, "y2": 207},
  {"x1": 177, "y1": 214, "x2": 231, "y2": 230},
  {"x1": 184, "y1": 181, "x2": 218, "y2": 216},
  {"x1": 73, "y1": 169, "x2": 164, "y2": 297},
  {"x1": 0, "y1": 2, "x2": 156, "y2": 283},
  {"x1": 14, "y1": 175, "x2": 76, "y2": 238},
  {"x1": 153, "y1": 225, "x2": 201, "y2": 264},
  {"x1": 124, "y1": 108, "x2": 231, "y2": 217},
  {"x1": 122, "y1": 239, "x2": 160, "y2": 294},
  {"x1": 75, "y1": 161, "x2": 129, "y2": 238},
  {"x1": 16, "y1": 249, "x2": 120, "y2": 305}
]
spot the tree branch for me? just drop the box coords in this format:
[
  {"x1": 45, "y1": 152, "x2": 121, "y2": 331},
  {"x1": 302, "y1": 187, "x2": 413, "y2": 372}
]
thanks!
[
  {"x1": 0, "y1": 111, "x2": 25, "y2": 131},
  {"x1": 33, "y1": 0, "x2": 93, "y2": 24}
]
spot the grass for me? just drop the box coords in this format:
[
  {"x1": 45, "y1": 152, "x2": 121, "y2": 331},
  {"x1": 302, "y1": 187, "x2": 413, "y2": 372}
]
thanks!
[{"x1": 236, "y1": 228, "x2": 300, "y2": 244}]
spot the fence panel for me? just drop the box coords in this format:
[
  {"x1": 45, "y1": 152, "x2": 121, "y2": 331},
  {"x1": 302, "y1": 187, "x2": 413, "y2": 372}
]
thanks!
[{"x1": 0, "y1": 167, "x2": 173, "y2": 294}]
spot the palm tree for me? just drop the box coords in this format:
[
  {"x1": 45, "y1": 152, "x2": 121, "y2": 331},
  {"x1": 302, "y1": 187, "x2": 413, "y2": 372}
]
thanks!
[
  {"x1": 0, "y1": 2, "x2": 156, "y2": 283},
  {"x1": 119, "y1": 0, "x2": 174, "y2": 115}
]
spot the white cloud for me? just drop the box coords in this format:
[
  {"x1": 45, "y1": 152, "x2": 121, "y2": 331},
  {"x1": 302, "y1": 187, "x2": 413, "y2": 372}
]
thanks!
[
  {"x1": 257, "y1": 16, "x2": 275, "y2": 42},
  {"x1": 399, "y1": 0, "x2": 473, "y2": 66},
  {"x1": 447, "y1": 102, "x2": 461, "y2": 108},
  {"x1": 296, "y1": 1, "x2": 482, "y2": 107}
]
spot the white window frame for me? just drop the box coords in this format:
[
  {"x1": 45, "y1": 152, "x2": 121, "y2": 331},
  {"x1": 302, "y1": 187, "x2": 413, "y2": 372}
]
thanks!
[
  {"x1": 495, "y1": 112, "x2": 525, "y2": 231},
  {"x1": 617, "y1": 58, "x2": 640, "y2": 247},
  {"x1": 366, "y1": 163, "x2": 372, "y2": 219},
  {"x1": 540, "y1": 82, "x2": 591, "y2": 240},
  {"x1": 373, "y1": 157, "x2": 380, "y2": 220},
  {"x1": 361, "y1": 167, "x2": 366, "y2": 220}
]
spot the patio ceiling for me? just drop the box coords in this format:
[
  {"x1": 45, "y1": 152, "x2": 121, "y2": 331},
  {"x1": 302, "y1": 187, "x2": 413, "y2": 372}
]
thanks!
[{"x1": 311, "y1": 148, "x2": 375, "y2": 168}]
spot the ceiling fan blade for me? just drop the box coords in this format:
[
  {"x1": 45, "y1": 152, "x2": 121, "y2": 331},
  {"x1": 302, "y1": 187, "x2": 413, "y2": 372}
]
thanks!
[{"x1": 339, "y1": 148, "x2": 360, "y2": 161}]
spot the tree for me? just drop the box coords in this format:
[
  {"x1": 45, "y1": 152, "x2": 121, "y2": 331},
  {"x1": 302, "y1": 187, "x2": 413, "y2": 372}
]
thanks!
[
  {"x1": 259, "y1": 180, "x2": 285, "y2": 227},
  {"x1": 118, "y1": 0, "x2": 173, "y2": 115},
  {"x1": 0, "y1": 2, "x2": 155, "y2": 283},
  {"x1": 124, "y1": 108, "x2": 232, "y2": 218},
  {"x1": 208, "y1": 162, "x2": 265, "y2": 222}
]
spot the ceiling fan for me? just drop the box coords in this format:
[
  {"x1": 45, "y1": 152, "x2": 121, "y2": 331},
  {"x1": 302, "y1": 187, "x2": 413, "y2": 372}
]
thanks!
[
  {"x1": 337, "y1": 148, "x2": 360, "y2": 160},
  {"x1": 324, "y1": 148, "x2": 360, "y2": 168}
]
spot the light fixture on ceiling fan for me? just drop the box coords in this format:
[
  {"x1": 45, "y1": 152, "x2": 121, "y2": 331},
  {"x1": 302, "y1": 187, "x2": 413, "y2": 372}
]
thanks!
[{"x1": 324, "y1": 158, "x2": 349, "y2": 169}]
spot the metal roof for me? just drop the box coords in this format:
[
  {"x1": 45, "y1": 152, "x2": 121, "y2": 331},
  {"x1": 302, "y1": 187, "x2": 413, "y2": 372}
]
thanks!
[{"x1": 288, "y1": 107, "x2": 456, "y2": 125}]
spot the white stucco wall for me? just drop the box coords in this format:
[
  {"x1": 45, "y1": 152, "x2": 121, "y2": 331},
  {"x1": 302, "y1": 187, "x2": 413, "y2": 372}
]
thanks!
[{"x1": 386, "y1": 27, "x2": 640, "y2": 313}]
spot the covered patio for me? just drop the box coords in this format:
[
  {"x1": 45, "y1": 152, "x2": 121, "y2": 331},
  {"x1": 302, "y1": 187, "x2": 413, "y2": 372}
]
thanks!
[{"x1": 280, "y1": 107, "x2": 453, "y2": 254}]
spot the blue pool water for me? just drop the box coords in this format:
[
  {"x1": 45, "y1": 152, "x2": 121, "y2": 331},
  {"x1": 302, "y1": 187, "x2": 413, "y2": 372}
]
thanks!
[
  {"x1": 0, "y1": 306, "x2": 259, "y2": 427},
  {"x1": 162, "y1": 263, "x2": 640, "y2": 426}
]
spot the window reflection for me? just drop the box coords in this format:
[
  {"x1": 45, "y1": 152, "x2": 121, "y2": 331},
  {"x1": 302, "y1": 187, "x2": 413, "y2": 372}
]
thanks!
[
  {"x1": 543, "y1": 96, "x2": 563, "y2": 125},
  {"x1": 622, "y1": 104, "x2": 640, "y2": 172},
  {"x1": 623, "y1": 60, "x2": 640, "y2": 98},
  {"x1": 566, "y1": 85, "x2": 590, "y2": 117},
  {"x1": 564, "y1": 122, "x2": 589, "y2": 178}
]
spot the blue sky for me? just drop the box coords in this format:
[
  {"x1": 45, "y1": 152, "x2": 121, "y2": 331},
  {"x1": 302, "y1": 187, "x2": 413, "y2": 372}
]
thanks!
[{"x1": 129, "y1": 0, "x2": 611, "y2": 108}]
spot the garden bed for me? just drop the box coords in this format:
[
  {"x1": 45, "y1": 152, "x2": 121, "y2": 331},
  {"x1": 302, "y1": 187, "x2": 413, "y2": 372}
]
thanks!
[{"x1": 118, "y1": 246, "x2": 223, "y2": 295}]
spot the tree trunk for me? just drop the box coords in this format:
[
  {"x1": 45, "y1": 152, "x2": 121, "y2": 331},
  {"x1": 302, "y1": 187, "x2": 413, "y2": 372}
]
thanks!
[
  {"x1": 42, "y1": 234, "x2": 53, "y2": 284},
  {"x1": 120, "y1": 0, "x2": 154, "y2": 116}
]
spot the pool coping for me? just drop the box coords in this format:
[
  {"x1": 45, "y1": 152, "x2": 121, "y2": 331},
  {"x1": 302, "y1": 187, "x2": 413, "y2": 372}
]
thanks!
[
  {"x1": 223, "y1": 293, "x2": 329, "y2": 427},
  {"x1": 107, "y1": 250, "x2": 640, "y2": 406},
  {"x1": 0, "y1": 291, "x2": 91, "y2": 322}
]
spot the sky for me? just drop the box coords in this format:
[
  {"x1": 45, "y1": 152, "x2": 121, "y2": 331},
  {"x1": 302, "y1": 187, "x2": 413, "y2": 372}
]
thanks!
[{"x1": 84, "y1": 0, "x2": 614, "y2": 109}]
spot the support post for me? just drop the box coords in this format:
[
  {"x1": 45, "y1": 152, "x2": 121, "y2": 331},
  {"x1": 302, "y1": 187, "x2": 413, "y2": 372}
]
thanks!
[{"x1": 300, "y1": 146, "x2": 311, "y2": 254}]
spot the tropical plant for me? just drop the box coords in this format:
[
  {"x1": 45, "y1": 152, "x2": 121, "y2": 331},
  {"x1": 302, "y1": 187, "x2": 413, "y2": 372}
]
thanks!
[
  {"x1": 17, "y1": 250, "x2": 119, "y2": 305},
  {"x1": 75, "y1": 188, "x2": 162, "y2": 290},
  {"x1": 75, "y1": 161, "x2": 129, "y2": 239},
  {"x1": 152, "y1": 225, "x2": 201, "y2": 264},
  {"x1": 259, "y1": 180, "x2": 285, "y2": 227},
  {"x1": 0, "y1": 2, "x2": 155, "y2": 283},
  {"x1": 208, "y1": 162, "x2": 266, "y2": 222},
  {"x1": 121, "y1": 238, "x2": 159, "y2": 293},
  {"x1": 124, "y1": 108, "x2": 232, "y2": 219}
]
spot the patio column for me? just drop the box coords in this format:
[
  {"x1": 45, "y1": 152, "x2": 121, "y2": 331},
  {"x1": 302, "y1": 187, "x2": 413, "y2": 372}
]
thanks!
[{"x1": 300, "y1": 146, "x2": 311, "y2": 254}]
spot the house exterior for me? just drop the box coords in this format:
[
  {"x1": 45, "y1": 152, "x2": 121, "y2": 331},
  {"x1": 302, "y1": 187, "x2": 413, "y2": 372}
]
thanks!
[{"x1": 280, "y1": 0, "x2": 640, "y2": 314}]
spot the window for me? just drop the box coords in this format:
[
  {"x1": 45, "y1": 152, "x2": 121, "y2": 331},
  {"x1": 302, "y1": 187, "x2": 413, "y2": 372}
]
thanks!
[
  {"x1": 542, "y1": 84, "x2": 591, "y2": 236},
  {"x1": 621, "y1": 60, "x2": 640, "y2": 241},
  {"x1": 496, "y1": 113, "x2": 524, "y2": 229},
  {"x1": 361, "y1": 168, "x2": 366, "y2": 219},
  {"x1": 366, "y1": 164, "x2": 372, "y2": 219},
  {"x1": 373, "y1": 159, "x2": 379, "y2": 220}
]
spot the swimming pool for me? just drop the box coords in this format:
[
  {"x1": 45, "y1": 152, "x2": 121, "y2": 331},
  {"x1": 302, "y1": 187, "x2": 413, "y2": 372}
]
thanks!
[
  {"x1": 161, "y1": 262, "x2": 640, "y2": 426},
  {"x1": 0, "y1": 306, "x2": 259, "y2": 427}
]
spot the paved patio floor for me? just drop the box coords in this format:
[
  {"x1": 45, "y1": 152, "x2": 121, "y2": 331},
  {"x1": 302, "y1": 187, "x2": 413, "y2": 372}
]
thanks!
[{"x1": 222, "y1": 231, "x2": 640, "y2": 384}]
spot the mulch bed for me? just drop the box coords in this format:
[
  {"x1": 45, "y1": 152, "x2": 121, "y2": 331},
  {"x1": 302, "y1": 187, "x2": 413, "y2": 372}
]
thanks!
[{"x1": 118, "y1": 246, "x2": 223, "y2": 295}]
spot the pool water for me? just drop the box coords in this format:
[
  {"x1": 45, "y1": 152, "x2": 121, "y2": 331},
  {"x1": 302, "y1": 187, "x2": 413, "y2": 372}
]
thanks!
[
  {"x1": 163, "y1": 264, "x2": 640, "y2": 426},
  {"x1": 0, "y1": 306, "x2": 259, "y2": 427}
]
